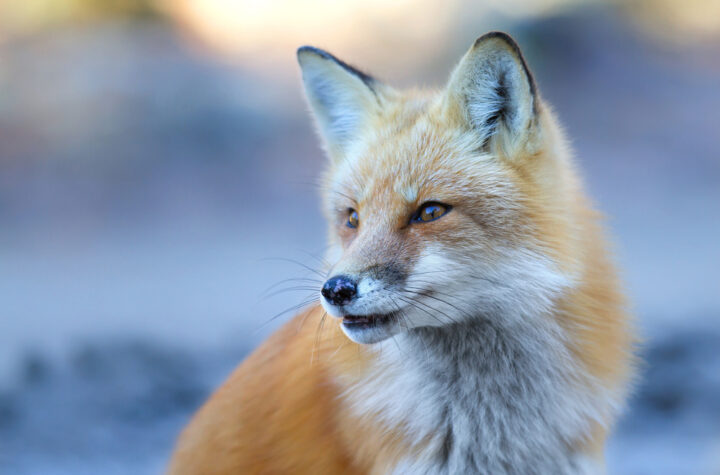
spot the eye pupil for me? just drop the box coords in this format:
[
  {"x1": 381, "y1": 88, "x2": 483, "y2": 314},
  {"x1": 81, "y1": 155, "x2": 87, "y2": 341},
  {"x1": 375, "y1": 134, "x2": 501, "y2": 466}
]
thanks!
[
  {"x1": 414, "y1": 202, "x2": 449, "y2": 223},
  {"x1": 347, "y1": 209, "x2": 359, "y2": 228}
]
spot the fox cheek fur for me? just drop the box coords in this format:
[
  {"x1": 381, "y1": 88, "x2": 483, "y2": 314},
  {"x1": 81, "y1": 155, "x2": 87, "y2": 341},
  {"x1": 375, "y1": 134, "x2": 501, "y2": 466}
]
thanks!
[
  {"x1": 169, "y1": 32, "x2": 635, "y2": 475},
  {"x1": 305, "y1": 35, "x2": 573, "y2": 339}
]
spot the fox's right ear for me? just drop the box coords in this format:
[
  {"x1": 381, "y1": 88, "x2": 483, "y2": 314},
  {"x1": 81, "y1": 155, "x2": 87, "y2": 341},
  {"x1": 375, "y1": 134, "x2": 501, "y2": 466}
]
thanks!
[{"x1": 297, "y1": 46, "x2": 382, "y2": 160}]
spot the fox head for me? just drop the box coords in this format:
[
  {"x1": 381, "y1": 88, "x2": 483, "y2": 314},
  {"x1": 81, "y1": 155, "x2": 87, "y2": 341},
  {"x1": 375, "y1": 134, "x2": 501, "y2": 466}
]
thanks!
[{"x1": 298, "y1": 32, "x2": 578, "y2": 344}]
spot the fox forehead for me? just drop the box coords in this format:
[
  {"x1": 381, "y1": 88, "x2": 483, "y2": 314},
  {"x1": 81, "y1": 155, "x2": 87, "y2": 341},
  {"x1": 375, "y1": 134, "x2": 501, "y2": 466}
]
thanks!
[{"x1": 326, "y1": 96, "x2": 519, "y2": 217}]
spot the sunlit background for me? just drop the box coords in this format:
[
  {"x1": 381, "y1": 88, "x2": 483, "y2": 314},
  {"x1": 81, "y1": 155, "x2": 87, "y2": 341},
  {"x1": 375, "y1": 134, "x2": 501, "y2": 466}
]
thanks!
[{"x1": 1, "y1": 0, "x2": 719, "y2": 473}]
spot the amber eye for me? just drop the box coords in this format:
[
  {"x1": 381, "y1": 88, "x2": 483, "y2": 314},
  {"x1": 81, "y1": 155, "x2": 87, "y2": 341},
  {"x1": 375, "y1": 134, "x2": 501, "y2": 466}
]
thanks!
[
  {"x1": 346, "y1": 209, "x2": 359, "y2": 228},
  {"x1": 413, "y1": 202, "x2": 451, "y2": 223}
]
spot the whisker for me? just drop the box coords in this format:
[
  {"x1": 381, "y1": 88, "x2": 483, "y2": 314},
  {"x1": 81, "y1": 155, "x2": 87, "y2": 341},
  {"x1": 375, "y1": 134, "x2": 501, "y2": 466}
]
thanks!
[
  {"x1": 260, "y1": 257, "x2": 325, "y2": 278},
  {"x1": 311, "y1": 311, "x2": 329, "y2": 365},
  {"x1": 329, "y1": 336, "x2": 349, "y2": 359},
  {"x1": 400, "y1": 292, "x2": 466, "y2": 326},
  {"x1": 257, "y1": 295, "x2": 319, "y2": 332},
  {"x1": 402, "y1": 287, "x2": 476, "y2": 321},
  {"x1": 260, "y1": 277, "x2": 324, "y2": 297},
  {"x1": 295, "y1": 248, "x2": 332, "y2": 270},
  {"x1": 392, "y1": 302, "x2": 432, "y2": 365},
  {"x1": 396, "y1": 295, "x2": 451, "y2": 326},
  {"x1": 261, "y1": 286, "x2": 321, "y2": 300},
  {"x1": 296, "y1": 305, "x2": 320, "y2": 334}
]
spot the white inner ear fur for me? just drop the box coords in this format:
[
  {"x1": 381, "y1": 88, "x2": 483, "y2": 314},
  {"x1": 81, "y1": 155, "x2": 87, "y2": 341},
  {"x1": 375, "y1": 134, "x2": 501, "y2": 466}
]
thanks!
[
  {"x1": 445, "y1": 37, "x2": 538, "y2": 156},
  {"x1": 298, "y1": 51, "x2": 379, "y2": 158}
]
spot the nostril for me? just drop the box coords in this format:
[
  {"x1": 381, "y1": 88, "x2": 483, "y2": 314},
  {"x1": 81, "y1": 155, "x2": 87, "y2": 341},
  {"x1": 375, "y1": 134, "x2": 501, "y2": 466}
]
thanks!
[{"x1": 321, "y1": 275, "x2": 358, "y2": 306}]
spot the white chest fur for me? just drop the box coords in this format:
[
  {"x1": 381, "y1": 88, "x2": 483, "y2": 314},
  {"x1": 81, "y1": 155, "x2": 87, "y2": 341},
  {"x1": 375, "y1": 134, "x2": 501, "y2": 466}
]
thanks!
[{"x1": 337, "y1": 320, "x2": 613, "y2": 474}]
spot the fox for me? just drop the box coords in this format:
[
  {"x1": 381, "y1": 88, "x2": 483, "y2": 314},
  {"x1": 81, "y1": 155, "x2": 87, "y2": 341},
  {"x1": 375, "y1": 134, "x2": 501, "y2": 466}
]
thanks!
[{"x1": 169, "y1": 32, "x2": 635, "y2": 474}]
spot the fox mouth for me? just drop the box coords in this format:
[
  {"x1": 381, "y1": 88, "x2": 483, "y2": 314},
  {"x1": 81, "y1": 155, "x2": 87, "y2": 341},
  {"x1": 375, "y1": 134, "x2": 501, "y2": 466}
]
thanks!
[{"x1": 342, "y1": 311, "x2": 398, "y2": 329}]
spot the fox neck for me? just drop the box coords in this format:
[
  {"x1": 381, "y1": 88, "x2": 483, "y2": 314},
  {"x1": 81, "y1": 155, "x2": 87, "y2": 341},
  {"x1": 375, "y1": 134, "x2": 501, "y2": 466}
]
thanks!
[{"x1": 335, "y1": 313, "x2": 611, "y2": 474}]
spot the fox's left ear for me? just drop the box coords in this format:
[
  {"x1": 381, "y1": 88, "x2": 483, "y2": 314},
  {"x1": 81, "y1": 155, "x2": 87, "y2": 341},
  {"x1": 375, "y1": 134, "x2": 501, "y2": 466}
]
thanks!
[
  {"x1": 297, "y1": 46, "x2": 384, "y2": 160},
  {"x1": 444, "y1": 32, "x2": 541, "y2": 157}
]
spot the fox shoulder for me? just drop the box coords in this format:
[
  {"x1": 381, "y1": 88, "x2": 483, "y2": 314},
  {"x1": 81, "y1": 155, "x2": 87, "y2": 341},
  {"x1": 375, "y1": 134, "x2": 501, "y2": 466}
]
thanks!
[{"x1": 167, "y1": 308, "x2": 367, "y2": 474}]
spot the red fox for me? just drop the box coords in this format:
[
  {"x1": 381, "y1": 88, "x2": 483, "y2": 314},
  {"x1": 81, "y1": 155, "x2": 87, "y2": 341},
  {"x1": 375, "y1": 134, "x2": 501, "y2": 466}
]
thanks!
[{"x1": 169, "y1": 32, "x2": 635, "y2": 474}]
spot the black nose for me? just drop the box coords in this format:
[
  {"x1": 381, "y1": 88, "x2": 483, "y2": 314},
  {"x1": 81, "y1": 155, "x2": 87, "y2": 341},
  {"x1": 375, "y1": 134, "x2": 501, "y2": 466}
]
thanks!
[{"x1": 321, "y1": 275, "x2": 357, "y2": 306}]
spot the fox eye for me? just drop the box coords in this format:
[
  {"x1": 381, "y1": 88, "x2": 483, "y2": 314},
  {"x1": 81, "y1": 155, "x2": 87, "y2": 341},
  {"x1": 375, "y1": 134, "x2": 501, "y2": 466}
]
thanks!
[
  {"x1": 346, "y1": 209, "x2": 359, "y2": 228},
  {"x1": 413, "y1": 202, "x2": 451, "y2": 223}
]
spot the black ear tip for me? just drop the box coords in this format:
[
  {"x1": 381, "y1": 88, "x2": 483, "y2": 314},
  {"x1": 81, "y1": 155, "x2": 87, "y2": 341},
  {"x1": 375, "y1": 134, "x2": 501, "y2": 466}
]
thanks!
[
  {"x1": 297, "y1": 45, "x2": 331, "y2": 61},
  {"x1": 472, "y1": 31, "x2": 536, "y2": 97},
  {"x1": 473, "y1": 31, "x2": 521, "y2": 53},
  {"x1": 296, "y1": 45, "x2": 377, "y2": 87}
]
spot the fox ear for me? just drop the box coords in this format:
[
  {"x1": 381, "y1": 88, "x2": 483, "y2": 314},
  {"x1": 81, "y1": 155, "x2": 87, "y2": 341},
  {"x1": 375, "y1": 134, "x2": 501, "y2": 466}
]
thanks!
[
  {"x1": 445, "y1": 32, "x2": 540, "y2": 156},
  {"x1": 297, "y1": 46, "x2": 382, "y2": 159}
]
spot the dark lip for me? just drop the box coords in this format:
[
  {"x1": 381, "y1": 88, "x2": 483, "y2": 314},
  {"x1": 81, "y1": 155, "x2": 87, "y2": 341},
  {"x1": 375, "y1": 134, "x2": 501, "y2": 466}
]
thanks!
[{"x1": 342, "y1": 312, "x2": 397, "y2": 328}]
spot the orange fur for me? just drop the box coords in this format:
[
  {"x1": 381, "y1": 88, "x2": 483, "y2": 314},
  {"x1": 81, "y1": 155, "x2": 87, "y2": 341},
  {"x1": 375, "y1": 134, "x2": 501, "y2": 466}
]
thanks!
[{"x1": 169, "y1": 33, "x2": 635, "y2": 473}]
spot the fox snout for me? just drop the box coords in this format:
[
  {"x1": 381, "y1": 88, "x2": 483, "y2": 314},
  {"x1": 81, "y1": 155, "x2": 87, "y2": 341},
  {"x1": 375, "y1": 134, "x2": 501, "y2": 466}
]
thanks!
[
  {"x1": 321, "y1": 264, "x2": 406, "y2": 310},
  {"x1": 320, "y1": 266, "x2": 408, "y2": 344},
  {"x1": 319, "y1": 263, "x2": 410, "y2": 343},
  {"x1": 321, "y1": 275, "x2": 357, "y2": 306}
]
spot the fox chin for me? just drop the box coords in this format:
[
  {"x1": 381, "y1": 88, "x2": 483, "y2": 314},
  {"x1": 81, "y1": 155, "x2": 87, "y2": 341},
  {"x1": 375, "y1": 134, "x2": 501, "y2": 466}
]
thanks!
[{"x1": 169, "y1": 32, "x2": 635, "y2": 475}]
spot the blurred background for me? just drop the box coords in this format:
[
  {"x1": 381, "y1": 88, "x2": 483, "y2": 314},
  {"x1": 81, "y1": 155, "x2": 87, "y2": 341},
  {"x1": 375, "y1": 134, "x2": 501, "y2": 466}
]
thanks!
[{"x1": 1, "y1": 0, "x2": 719, "y2": 473}]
